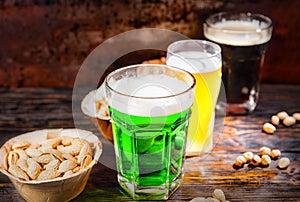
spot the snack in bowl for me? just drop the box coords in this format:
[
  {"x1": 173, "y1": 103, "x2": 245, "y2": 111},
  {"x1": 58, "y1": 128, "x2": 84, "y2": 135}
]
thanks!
[
  {"x1": 81, "y1": 84, "x2": 113, "y2": 142},
  {"x1": 81, "y1": 57, "x2": 167, "y2": 143},
  {"x1": 0, "y1": 128, "x2": 102, "y2": 202}
]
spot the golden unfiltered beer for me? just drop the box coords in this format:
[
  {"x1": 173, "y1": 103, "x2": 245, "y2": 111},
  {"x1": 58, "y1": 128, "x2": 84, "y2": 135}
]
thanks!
[
  {"x1": 167, "y1": 49, "x2": 222, "y2": 156},
  {"x1": 188, "y1": 69, "x2": 221, "y2": 154}
]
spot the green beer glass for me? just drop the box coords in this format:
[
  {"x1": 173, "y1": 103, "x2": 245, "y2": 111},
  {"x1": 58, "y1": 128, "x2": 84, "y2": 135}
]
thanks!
[{"x1": 105, "y1": 64, "x2": 195, "y2": 200}]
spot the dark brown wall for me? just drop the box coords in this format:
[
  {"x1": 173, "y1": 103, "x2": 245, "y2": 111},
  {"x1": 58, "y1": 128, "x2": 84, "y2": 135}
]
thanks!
[{"x1": 0, "y1": 0, "x2": 299, "y2": 88}]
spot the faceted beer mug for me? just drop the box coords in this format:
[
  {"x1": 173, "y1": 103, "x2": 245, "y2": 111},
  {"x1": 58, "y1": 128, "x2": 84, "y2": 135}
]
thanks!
[{"x1": 105, "y1": 64, "x2": 195, "y2": 200}]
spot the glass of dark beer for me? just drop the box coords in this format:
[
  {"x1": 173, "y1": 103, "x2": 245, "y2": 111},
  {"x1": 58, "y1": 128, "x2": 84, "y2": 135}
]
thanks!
[{"x1": 204, "y1": 12, "x2": 273, "y2": 114}]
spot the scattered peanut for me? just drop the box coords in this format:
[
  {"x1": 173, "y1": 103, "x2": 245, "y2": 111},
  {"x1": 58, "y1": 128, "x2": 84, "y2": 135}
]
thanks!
[
  {"x1": 235, "y1": 147, "x2": 292, "y2": 171},
  {"x1": 271, "y1": 115, "x2": 280, "y2": 126},
  {"x1": 206, "y1": 197, "x2": 219, "y2": 202},
  {"x1": 263, "y1": 111, "x2": 299, "y2": 136},
  {"x1": 261, "y1": 155, "x2": 271, "y2": 166},
  {"x1": 251, "y1": 155, "x2": 261, "y2": 166},
  {"x1": 190, "y1": 189, "x2": 229, "y2": 202},
  {"x1": 277, "y1": 111, "x2": 289, "y2": 120},
  {"x1": 234, "y1": 155, "x2": 247, "y2": 167},
  {"x1": 242, "y1": 152, "x2": 254, "y2": 162},
  {"x1": 283, "y1": 116, "x2": 296, "y2": 127},
  {"x1": 5, "y1": 135, "x2": 93, "y2": 181},
  {"x1": 212, "y1": 189, "x2": 226, "y2": 202},
  {"x1": 262, "y1": 123, "x2": 276, "y2": 134},
  {"x1": 292, "y1": 112, "x2": 300, "y2": 121},
  {"x1": 259, "y1": 146, "x2": 271, "y2": 156},
  {"x1": 278, "y1": 157, "x2": 290, "y2": 169},
  {"x1": 190, "y1": 197, "x2": 207, "y2": 202},
  {"x1": 270, "y1": 149, "x2": 281, "y2": 159}
]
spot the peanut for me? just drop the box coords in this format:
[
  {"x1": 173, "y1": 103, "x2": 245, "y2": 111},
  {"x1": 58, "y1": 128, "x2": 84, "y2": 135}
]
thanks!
[
  {"x1": 80, "y1": 155, "x2": 93, "y2": 169},
  {"x1": 8, "y1": 165, "x2": 29, "y2": 181},
  {"x1": 41, "y1": 138, "x2": 61, "y2": 149},
  {"x1": 283, "y1": 116, "x2": 296, "y2": 127},
  {"x1": 212, "y1": 189, "x2": 226, "y2": 202},
  {"x1": 27, "y1": 158, "x2": 42, "y2": 180},
  {"x1": 58, "y1": 160, "x2": 77, "y2": 173},
  {"x1": 206, "y1": 197, "x2": 220, "y2": 202},
  {"x1": 242, "y1": 152, "x2": 254, "y2": 162},
  {"x1": 262, "y1": 123, "x2": 276, "y2": 134},
  {"x1": 5, "y1": 136, "x2": 93, "y2": 182},
  {"x1": 261, "y1": 155, "x2": 271, "y2": 166},
  {"x1": 25, "y1": 148, "x2": 42, "y2": 158},
  {"x1": 190, "y1": 189, "x2": 229, "y2": 202},
  {"x1": 251, "y1": 154, "x2": 261, "y2": 166},
  {"x1": 278, "y1": 157, "x2": 290, "y2": 169},
  {"x1": 8, "y1": 151, "x2": 19, "y2": 167},
  {"x1": 37, "y1": 169, "x2": 60, "y2": 181},
  {"x1": 16, "y1": 158, "x2": 28, "y2": 173},
  {"x1": 270, "y1": 149, "x2": 281, "y2": 159},
  {"x1": 12, "y1": 141, "x2": 31, "y2": 150},
  {"x1": 44, "y1": 159, "x2": 60, "y2": 170},
  {"x1": 62, "y1": 170, "x2": 74, "y2": 178},
  {"x1": 277, "y1": 111, "x2": 289, "y2": 120},
  {"x1": 190, "y1": 197, "x2": 207, "y2": 202},
  {"x1": 234, "y1": 155, "x2": 247, "y2": 167},
  {"x1": 292, "y1": 112, "x2": 300, "y2": 121},
  {"x1": 77, "y1": 142, "x2": 92, "y2": 164},
  {"x1": 259, "y1": 146, "x2": 271, "y2": 156},
  {"x1": 271, "y1": 115, "x2": 280, "y2": 126}
]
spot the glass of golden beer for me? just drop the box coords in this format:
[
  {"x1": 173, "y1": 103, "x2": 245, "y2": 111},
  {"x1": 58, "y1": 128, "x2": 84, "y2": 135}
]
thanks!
[{"x1": 167, "y1": 40, "x2": 222, "y2": 156}]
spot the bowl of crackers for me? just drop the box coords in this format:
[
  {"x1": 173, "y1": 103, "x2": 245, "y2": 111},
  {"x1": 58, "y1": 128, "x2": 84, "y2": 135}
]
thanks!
[{"x1": 0, "y1": 128, "x2": 102, "y2": 202}]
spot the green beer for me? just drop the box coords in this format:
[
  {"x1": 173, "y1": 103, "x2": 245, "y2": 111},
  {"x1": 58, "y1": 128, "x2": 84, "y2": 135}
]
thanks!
[
  {"x1": 110, "y1": 107, "x2": 190, "y2": 199},
  {"x1": 105, "y1": 64, "x2": 195, "y2": 200}
]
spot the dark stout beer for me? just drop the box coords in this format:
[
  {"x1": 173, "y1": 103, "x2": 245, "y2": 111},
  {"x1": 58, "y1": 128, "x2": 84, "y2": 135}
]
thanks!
[{"x1": 204, "y1": 13, "x2": 272, "y2": 114}]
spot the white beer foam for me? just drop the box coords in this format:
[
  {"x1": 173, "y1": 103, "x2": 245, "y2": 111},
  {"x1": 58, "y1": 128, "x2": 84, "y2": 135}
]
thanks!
[
  {"x1": 166, "y1": 51, "x2": 221, "y2": 74},
  {"x1": 108, "y1": 74, "x2": 194, "y2": 117},
  {"x1": 204, "y1": 20, "x2": 272, "y2": 46}
]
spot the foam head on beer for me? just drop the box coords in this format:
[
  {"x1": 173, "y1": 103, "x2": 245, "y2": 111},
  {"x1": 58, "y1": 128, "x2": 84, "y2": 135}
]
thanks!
[
  {"x1": 105, "y1": 65, "x2": 195, "y2": 117},
  {"x1": 204, "y1": 16, "x2": 272, "y2": 46},
  {"x1": 166, "y1": 51, "x2": 221, "y2": 73}
]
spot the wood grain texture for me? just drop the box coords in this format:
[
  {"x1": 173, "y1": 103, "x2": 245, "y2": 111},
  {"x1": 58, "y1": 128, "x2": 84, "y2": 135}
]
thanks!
[
  {"x1": 0, "y1": 0, "x2": 299, "y2": 88},
  {"x1": 0, "y1": 84, "x2": 299, "y2": 201}
]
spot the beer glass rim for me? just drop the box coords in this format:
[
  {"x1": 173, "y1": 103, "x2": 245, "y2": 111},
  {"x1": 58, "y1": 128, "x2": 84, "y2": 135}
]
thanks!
[
  {"x1": 167, "y1": 39, "x2": 221, "y2": 60},
  {"x1": 105, "y1": 64, "x2": 196, "y2": 99},
  {"x1": 204, "y1": 12, "x2": 273, "y2": 32}
]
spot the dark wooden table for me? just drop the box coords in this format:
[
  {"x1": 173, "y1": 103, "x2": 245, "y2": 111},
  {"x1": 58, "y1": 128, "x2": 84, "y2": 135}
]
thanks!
[{"x1": 0, "y1": 84, "x2": 299, "y2": 201}]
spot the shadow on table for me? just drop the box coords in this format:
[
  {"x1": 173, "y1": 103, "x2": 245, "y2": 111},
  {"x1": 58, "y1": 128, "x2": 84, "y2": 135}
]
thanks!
[{"x1": 72, "y1": 163, "x2": 131, "y2": 201}]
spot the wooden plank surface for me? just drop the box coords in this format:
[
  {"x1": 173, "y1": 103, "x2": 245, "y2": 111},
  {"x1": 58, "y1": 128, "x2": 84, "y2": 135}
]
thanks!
[{"x1": 0, "y1": 84, "x2": 299, "y2": 201}]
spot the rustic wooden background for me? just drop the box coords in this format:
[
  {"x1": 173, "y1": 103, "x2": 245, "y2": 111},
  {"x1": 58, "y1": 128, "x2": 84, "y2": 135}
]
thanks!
[{"x1": 0, "y1": 0, "x2": 299, "y2": 88}]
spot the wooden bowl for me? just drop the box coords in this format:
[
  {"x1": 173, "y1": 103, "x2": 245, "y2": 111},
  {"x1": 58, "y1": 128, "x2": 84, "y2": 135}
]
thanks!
[
  {"x1": 81, "y1": 85, "x2": 113, "y2": 143},
  {"x1": 0, "y1": 128, "x2": 102, "y2": 202}
]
